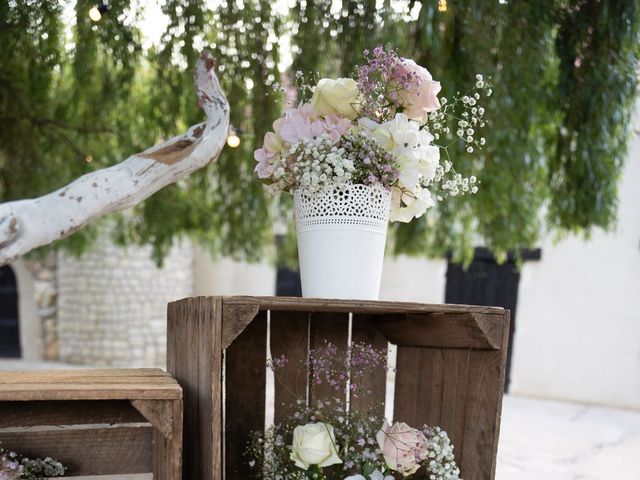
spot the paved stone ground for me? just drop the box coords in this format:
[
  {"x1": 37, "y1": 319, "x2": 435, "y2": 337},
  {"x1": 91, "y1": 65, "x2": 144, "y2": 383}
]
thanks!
[{"x1": 2, "y1": 360, "x2": 638, "y2": 479}]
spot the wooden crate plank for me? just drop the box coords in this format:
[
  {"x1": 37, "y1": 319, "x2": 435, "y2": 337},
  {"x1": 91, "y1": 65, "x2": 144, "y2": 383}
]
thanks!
[
  {"x1": 438, "y1": 349, "x2": 472, "y2": 460},
  {"x1": 375, "y1": 312, "x2": 503, "y2": 350},
  {"x1": 200, "y1": 297, "x2": 222, "y2": 480},
  {"x1": 350, "y1": 314, "x2": 388, "y2": 418},
  {"x1": 0, "y1": 384, "x2": 181, "y2": 401},
  {"x1": 0, "y1": 369, "x2": 170, "y2": 381},
  {"x1": 459, "y1": 312, "x2": 510, "y2": 480},
  {"x1": 308, "y1": 312, "x2": 350, "y2": 406},
  {"x1": 0, "y1": 426, "x2": 153, "y2": 475},
  {"x1": 224, "y1": 310, "x2": 267, "y2": 480},
  {"x1": 269, "y1": 311, "x2": 310, "y2": 424},
  {"x1": 167, "y1": 297, "x2": 200, "y2": 480},
  {"x1": 0, "y1": 400, "x2": 145, "y2": 428},
  {"x1": 222, "y1": 296, "x2": 505, "y2": 315},
  {"x1": 393, "y1": 347, "x2": 444, "y2": 427}
]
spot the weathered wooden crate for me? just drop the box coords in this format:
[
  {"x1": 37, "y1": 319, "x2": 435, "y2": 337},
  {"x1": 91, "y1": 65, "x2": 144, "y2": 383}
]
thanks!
[
  {"x1": 0, "y1": 368, "x2": 183, "y2": 479},
  {"x1": 168, "y1": 296, "x2": 510, "y2": 480}
]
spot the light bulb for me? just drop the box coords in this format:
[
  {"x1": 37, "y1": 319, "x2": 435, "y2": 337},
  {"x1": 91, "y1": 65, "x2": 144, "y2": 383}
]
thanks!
[
  {"x1": 227, "y1": 134, "x2": 240, "y2": 148},
  {"x1": 89, "y1": 6, "x2": 102, "y2": 22}
]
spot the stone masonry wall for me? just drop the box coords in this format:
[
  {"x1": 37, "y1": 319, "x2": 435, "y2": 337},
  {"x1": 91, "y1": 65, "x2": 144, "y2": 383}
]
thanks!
[{"x1": 57, "y1": 237, "x2": 194, "y2": 367}]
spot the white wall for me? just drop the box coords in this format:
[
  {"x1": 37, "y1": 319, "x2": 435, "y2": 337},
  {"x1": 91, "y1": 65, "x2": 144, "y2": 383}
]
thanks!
[
  {"x1": 511, "y1": 122, "x2": 640, "y2": 409},
  {"x1": 380, "y1": 256, "x2": 446, "y2": 302},
  {"x1": 193, "y1": 246, "x2": 277, "y2": 296}
]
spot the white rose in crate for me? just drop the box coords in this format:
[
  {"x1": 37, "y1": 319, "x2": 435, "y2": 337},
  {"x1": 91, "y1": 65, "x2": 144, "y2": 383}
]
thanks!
[
  {"x1": 290, "y1": 422, "x2": 342, "y2": 470},
  {"x1": 311, "y1": 78, "x2": 361, "y2": 120}
]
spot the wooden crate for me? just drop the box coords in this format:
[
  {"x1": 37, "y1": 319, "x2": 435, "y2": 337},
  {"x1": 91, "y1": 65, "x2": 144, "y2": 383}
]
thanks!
[
  {"x1": 168, "y1": 296, "x2": 510, "y2": 480},
  {"x1": 0, "y1": 368, "x2": 183, "y2": 479}
]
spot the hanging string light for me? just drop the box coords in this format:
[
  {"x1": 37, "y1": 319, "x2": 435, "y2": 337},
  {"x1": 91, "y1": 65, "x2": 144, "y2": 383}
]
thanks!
[
  {"x1": 88, "y1": 2, "x2": 108, "y2": 22},
  {"x1": 438, "y1": 0, "x2": 448, "y2": 12},
  {"x1": 226, "y1": 127, "x2": 240, "y2": 148}
]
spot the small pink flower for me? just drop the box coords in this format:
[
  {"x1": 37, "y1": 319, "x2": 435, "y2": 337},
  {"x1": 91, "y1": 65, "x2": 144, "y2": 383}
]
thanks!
[{"x1": 396, "y1": 58, "x2": 441, "y2": 123}]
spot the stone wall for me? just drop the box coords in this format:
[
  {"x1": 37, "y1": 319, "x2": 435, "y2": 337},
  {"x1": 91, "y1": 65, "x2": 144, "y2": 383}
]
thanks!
[{"x1": 57, "y1": 237, "x2": 194, "y2": 367}]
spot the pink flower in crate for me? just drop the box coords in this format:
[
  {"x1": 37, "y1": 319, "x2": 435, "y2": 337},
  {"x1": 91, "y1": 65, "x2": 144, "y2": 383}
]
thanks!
[
  {"x1": 376, "y1": 419, "x2": 427, "y2": 476},
  {"x1": 396, "y1": 58, "x2": 441, "y2": 123}
]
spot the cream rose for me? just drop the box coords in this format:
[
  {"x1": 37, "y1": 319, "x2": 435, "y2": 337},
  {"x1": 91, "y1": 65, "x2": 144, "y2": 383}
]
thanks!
[
  {"x1": 290, "y1": 422, "x2": 342, "y2": 470},
  {"x1": 311, "y1": 78, "x2": 361, "y2": 120},
  {"x1": 376, "y1": 419, "x2": 427, "y2": 476}
]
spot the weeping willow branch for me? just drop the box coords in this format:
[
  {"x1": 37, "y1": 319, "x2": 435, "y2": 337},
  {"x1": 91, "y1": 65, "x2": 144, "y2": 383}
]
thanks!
[{"x1": 0, "y1": 51, "x2": 229, "y2": 266}]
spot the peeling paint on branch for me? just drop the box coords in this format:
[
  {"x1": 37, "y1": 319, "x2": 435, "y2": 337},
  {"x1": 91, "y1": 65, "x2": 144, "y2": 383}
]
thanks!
[{"x1": 0, "y1": 51, "x2": 230, "y2": 266}]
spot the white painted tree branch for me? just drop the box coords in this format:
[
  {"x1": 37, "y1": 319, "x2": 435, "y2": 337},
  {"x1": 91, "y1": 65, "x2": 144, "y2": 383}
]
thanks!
[{"x1": 0, "y1": 51, "x2": 229, "y2": 266}]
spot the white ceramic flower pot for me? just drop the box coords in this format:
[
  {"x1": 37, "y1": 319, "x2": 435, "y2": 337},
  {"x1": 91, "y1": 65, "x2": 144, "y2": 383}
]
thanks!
[{"x1": 294, "y1": 183, "x2": 391, "y2": 300}]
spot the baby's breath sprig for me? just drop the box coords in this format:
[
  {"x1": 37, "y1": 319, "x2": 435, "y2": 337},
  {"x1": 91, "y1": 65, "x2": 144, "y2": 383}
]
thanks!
[{"x1": 425, "y1": 73, "x2": 492, "y2": 154}]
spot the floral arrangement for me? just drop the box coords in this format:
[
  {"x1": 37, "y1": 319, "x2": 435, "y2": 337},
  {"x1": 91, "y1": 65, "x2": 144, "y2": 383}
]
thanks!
[
  {"x1": 246, "y1": 342, "x2": 462, "y2": 479},
  {"x1": 0, "y1": 448, "x2": 65, "y2": 480},
  {"x1": 254, "y1": 46, "x2": 490, "y2": 222}
]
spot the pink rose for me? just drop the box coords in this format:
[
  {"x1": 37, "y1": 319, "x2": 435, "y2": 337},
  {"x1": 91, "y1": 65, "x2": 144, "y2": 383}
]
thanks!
[
  {"x1": 376, "y1": 419, "x2": 427, "y2": 476},
  {"x1": 396, "y1": 58, "x2": 441, "y2": 123}
]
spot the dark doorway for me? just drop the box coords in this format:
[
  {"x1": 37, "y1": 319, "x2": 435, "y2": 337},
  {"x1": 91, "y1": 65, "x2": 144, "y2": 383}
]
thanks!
[
  {"x1": 275, "y1": 268, "x2": 302, "y2": 297},
  {"x1": 445, "y1": 248, "x2": 541, "y2": 392},
  {"x1": 0, "y1": 265, "x2": 21, "y2": 357}
]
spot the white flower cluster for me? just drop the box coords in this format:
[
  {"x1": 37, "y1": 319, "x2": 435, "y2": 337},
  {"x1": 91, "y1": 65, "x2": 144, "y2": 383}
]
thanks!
[
  {"x1": 428, "y1": 160, "x2": 479, "y2": 201},
  {"x1": 286, "y1": 137, "x2": 356, "y2": 195},
  {"x1": 423, "y1": 428, "x2": 461, "y2": 480},
  {"x1": 358, "y1": 113, "x2": 440, "y2": 222}
]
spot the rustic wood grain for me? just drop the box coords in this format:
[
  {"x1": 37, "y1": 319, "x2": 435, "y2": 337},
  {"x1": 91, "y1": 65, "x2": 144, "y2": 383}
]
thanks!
[
  {"x1": 308, "y1": 312, "x2": 350, "y2": 406},
  {"x1": 222, "y1": 296, "x2": 505, "y2": 315},
  {"x1": 0, "y1": 400, "x2": 145, "y2": 427},
  {"x1": 222, "y1": 302, "x2": 260, "y2": 349},
  {"x1": 375, "y1": 312, "x2": 503, "y2": 350},
  {"x1": 131, "y1": 399, "x2": 175, "y2": 439},
  {"x1": 350, "y1": 314, "x2": 388, "y2": 418},
  {"x1": 224, "y1": 310, "x2": 268, "y2": 480},
  {"x1": 459, "y1": 311, "x2": 510, "y2": 479},
  {"x1": 269, "y1": 310, "x2": 310, "y2": 424},
  {"x1": 170, "y1": 296, "x2": 509, "y2": 480},
  {"x1": 0, "y1": 425, "x2": 153, "y2": 475},
  {"x1": 167, "y1": 296, "x2": 221, "y2": 480}
]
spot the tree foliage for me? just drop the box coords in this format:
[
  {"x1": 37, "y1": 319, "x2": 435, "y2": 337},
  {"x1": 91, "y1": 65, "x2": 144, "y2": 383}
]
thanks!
[{"x1": 0, "y1": 0, "x2": 638, "y2": 264}]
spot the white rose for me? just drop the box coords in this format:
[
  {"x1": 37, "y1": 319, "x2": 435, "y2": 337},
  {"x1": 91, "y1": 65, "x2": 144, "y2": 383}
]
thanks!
[
  {"x1": 290, "y1": 422, "x2": 342, "y2": 470},
  {"x1": 311, "y1": 78, "x2": 361, "y2": 120}
]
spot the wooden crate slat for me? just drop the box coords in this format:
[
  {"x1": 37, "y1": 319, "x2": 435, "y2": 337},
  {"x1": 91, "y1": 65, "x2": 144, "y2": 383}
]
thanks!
[
  {"x1": 350, "y1": 314, "x2": 388, "y2": 418},
  {"x1": 0, "y1": 376, "x2": 177, "y2": 385},
  {"x1": 393, "y1": 347, "x2": 444, "y2": 426},
  {"x1": 438, "y1": 349, "x2": 472, "y2": 460},
  {"x1": 224, "y1": 310, "x2": 268, "y2": 480},
  {"x1": 199, "y1": 297, "x2": 222, "y2": 480},
  {"x1": 459, "y1": 334, "x2": 509, "y2": 478},
  {"x1": 0, "y1": 400, "x2": 145, "y2": 428},
  {"x1": 375, "y1": 312, "x2": 503, "y2": 350},
  {"x1": 0, "y1": 425, "x2": 153, "y2": 475},
  {"x1": 270, "y1": 311, "x2": 310, "y2": 424},
  {"x1": 0, "y1": 384, "x2": 181, "y2": 401},
  {"x1": 308, "y1": 312, "x2": 350, "y2": 405},
  {"x1": 0, "y1": 368, "x2": 170, "y2": 380},
  {"x1": 167, "y1": 296, "x2": 218, "y2": 480},
  {"x1": 222, "y1": 296, "x2": 505, "y2": 315}
]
